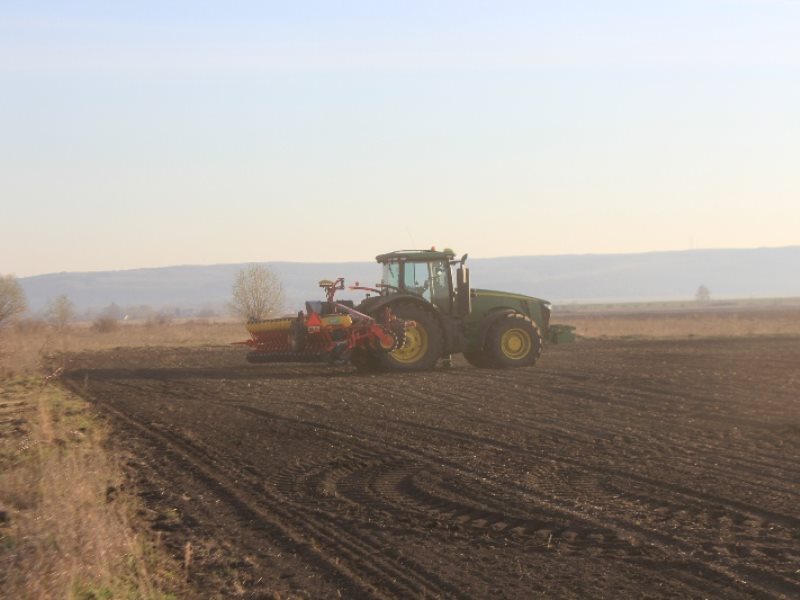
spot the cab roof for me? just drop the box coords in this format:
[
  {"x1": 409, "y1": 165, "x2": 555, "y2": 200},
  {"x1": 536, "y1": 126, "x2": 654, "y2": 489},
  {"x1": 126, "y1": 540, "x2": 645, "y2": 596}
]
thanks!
[{"x1": 375, "y1": 248, "x2": 456, "y2": 263}]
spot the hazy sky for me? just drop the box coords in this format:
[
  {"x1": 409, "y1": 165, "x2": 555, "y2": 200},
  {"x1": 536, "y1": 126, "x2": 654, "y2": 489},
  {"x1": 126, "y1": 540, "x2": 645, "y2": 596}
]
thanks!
[{"x1": 2, "y1": 1, "x2": 799, "y2": 276}]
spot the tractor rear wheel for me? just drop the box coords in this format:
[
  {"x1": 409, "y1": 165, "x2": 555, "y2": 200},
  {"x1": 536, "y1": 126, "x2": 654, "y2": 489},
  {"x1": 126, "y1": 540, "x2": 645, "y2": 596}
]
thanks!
[
  {"x1": 378, "y1": 302, "x2": 444, "y2": 371},
  {"x1": 483, "y1": 313, "x2": 542, "y2": 368}
]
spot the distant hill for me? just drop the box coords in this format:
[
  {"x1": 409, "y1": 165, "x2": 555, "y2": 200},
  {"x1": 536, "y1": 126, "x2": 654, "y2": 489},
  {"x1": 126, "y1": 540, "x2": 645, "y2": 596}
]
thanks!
[{"x1": 18, "y1": 246, "x2": 800, "y2": 315}]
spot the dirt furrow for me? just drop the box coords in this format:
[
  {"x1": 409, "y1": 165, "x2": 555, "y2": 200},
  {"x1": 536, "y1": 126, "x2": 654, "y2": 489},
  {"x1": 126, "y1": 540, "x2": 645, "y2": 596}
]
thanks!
[{"x1": 61, "y1": 337, "x2": 800, "y2": 599}]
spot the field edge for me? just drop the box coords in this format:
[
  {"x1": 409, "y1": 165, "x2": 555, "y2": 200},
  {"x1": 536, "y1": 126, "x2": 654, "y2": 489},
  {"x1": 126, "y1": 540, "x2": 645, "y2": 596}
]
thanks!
[{"x1": 0, "y1": 375, "x2": 188, "y2": 600}]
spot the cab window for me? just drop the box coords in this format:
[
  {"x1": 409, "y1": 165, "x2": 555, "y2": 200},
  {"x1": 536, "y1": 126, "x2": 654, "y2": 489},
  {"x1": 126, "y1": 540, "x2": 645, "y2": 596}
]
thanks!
[
  {"x1": 403, "y1": 262, "x2": 431, "y2": 301},
  {"x1": 381, "y1": 261, "x2": 400, "y2": 292}
]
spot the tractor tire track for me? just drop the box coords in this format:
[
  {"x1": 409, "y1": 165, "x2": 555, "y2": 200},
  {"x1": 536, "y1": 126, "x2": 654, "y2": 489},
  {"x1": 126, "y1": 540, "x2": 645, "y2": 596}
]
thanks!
[
  {"x1": 78, "y1": 388, "x2": 468, "y2": 600},
  {"x1": 222, "y1": 401, "x2": 799, "y2": 598},
  {"x1": 63, "y1": 337, "x2": 800, "y2": 599}
]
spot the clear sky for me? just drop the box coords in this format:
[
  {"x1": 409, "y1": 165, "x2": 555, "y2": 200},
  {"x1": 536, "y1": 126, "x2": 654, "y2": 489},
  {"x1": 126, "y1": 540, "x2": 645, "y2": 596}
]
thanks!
[{"x1": 1, "y1": 1, "x2": 799, "y2": 276}]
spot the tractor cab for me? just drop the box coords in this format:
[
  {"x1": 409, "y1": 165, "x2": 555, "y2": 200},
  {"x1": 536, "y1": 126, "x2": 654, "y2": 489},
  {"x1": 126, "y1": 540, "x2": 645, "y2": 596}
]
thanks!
[{"x1": 375, "y1": 248, "x2": 471, "y2": 317}]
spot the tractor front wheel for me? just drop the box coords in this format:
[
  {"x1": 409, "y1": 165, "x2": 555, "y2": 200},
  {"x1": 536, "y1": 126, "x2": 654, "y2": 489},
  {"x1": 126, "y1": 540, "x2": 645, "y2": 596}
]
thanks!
[{"x1": 483, "y1": 313, "x2": 542, "y2": 369}]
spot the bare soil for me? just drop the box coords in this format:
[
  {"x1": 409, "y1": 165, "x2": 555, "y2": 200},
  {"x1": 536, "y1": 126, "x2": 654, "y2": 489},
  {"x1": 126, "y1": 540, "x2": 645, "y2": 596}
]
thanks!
[{"x1": 62, "y1": 337, "x2": 800, "y2": 599}]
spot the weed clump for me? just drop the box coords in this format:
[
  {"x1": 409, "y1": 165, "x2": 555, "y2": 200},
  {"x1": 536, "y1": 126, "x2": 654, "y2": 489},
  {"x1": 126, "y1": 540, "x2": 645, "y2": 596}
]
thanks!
[{"x1": 91, "y1": 317, "x2": 118, "y2": 333}]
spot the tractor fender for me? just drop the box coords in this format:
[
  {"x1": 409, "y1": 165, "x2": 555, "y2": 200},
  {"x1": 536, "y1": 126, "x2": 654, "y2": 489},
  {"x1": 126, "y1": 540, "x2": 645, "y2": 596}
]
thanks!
[
  {"x1": 357, "y1": 293, "x2": 434, "y2": 317},
  {"x1": 357, "y1": 294, "x2": 455, "y2": 350},
  {"x1": 359, "y1": 295, "x2": 482, "y2": 356},
  {"x1": 475, "y1": 308, "x2": 519, "y2": 350}
]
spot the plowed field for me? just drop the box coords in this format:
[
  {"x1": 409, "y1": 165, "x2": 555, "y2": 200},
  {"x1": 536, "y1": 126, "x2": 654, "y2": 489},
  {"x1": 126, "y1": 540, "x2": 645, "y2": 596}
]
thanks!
[{"x1": 64, "y1": 337, "x2": 800, "y2": 599}]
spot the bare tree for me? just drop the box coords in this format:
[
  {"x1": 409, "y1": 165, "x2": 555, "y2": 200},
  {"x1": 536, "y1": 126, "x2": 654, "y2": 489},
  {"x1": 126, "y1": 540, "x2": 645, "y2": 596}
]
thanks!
[
  {"x1": 100, "y1": 302, "x2": 124, "y2": 320},
  {"x1": 47, "y1": 294, "x2": 76, "y2": 330},
  {"x1": 230, "y1": 264, "x2": 284, "y2": 322},
  {"x1": 695, "y1": 284, "x2": 711, "y2": 303},
  {"x1": 0, "y1": 275, "x2": 27, "y2": 326}
]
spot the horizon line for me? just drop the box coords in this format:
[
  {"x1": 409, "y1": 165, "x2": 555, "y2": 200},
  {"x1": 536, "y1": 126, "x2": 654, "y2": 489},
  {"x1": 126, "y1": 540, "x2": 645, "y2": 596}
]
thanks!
[{"x1": 15, "y1": 243, "x2": 800, "y2": 280}]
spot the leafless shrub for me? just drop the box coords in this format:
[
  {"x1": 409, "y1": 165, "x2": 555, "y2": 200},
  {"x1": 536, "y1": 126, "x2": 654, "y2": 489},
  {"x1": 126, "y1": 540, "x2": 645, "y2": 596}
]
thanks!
[
  {"x1": 230, "y1": 264, "x2": 284, "y2": 322},
  {"x1": 13, "y1": 317, "x2": 49, "y2": 335},
  {"x1": 695, "y1": 284, "x2": 711, "y2": 303},
  {"x1": 144, "y1": 311, "x2": 174, "y2": 328},
  {"x1": 100, "y1": 302, "x2": 124, "y2": 320},
  {"x1": 92, "y1": 317, "x2": 119, "y2": 333},
  {"x1": 0, "y1": 274, "x2": 27, "y2": 326},
  {"x1": 46, "y1": 294, "x2": 76, "y2": 330}
]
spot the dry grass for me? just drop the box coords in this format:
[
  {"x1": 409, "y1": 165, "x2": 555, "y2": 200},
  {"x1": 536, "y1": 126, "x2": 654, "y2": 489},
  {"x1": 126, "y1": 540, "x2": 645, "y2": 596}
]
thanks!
[
  {"x1": 0, "y1": 378, "x2": 185, "y2": 599},
  {"x1": 554, "y1": 307, "x2": 800, "y2": 339},
  {"x1": 0, "y1": 319, "x2": 244, "y2": 598},
  {"x1": 0, "y1": 319, "x2": 243, "y2": 378}
]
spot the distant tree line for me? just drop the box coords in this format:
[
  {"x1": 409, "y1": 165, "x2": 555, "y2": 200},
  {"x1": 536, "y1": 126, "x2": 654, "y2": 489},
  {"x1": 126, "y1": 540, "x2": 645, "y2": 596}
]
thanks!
[{"x1": 1, "y1": 264, "x2": 284, "y2": 330}]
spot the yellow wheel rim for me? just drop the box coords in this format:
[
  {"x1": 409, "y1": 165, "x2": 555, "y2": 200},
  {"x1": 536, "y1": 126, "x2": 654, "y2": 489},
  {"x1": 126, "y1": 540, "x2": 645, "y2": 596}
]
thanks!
[
  {"x1": 391, "y1": 325, "x2": 429, "y2": 364},
  {"x1": 500, "y1": 328, "x2": 531, "y2": 360}
]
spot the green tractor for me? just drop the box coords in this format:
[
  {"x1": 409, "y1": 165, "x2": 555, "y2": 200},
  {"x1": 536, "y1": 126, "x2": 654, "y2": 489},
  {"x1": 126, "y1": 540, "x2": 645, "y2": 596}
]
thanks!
[{"x1": 350, "y1": 248, "x2": 557, "y2": 371}]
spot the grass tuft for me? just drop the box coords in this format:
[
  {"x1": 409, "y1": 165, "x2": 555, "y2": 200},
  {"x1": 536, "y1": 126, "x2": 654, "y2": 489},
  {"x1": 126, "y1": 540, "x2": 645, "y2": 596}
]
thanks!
[
  {"x1": 0, "y1": 378, "x2": 185, "y2": 599},
  {"x1": 553, "y1": 303, "x2": 800, "y2": 339},
  {"x1": 0, "y1": 319, "x2": 242, "y2": 377}
]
